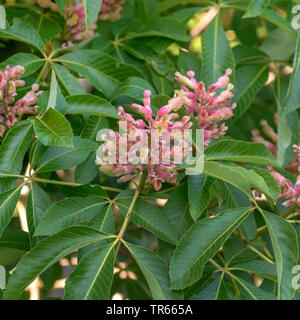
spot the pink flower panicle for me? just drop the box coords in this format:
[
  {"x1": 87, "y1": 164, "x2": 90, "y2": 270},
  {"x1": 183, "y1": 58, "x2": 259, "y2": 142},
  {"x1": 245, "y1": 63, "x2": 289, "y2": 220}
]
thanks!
[
  {"x1": 99, "y1": 0, "x2": 125, "y2": 21},
  {"x1": 96, "y1": 90, "x2": 193, "y2": 191},
  {"x1": 268, "y1": 145, "x2": 300, "y2": 208},
  {"x1": 36, "y1": 0, "x2": 125, "y2": 47},
  {"x1": 36, "y1": 0, "x2": 59, "y2": 11},
  {"x1": 62, "y1": 1, "x2": 97, "y2": 47},
  {"x1": 0, "y1": 65, "x2": 42, "y2": 137},
  {"x1": 175, "y1": 68, "x2": 236, "y2": 147}
]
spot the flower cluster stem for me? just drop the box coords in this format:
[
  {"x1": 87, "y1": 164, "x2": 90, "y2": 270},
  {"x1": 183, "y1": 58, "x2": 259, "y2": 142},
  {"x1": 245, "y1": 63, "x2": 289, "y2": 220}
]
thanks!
[{"x1": 115, "y1": 170, "x2": 148, "y2": 254}]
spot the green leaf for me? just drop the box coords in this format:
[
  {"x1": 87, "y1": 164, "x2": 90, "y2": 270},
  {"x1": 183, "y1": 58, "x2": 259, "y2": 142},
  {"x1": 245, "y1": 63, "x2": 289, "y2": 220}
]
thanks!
[
  {"x1": 262, "y1": 210, "x2": 299, "y2": 300},
  {"x1": 35, "y1": 197, "x2": 108, "y2": 236},
  {"x1": 35, "y1": 136, "x2": 97, "y2": 173},
  {"x1": 24, "y1": 12, "x2": 61, "y2": 44},
  {"x1": 125, "y1": 242, "x2": 183, "y2": 300},
  {"x1": 259, "y1": 28, "x2": 295, "y2": 61},
  {"x1": 87, "y1": 204, "x2": 115, "y2": 235},
  {"x1": 0, "y1": 185, "x2": 22, "y2": 237},
  {"x1": 0, "y1": 265, "x2": 5, "y2": 290},
  {"x1": 157, "y1": 0, "x2": 189, "y2": 13},
  {"x1": 116, "y1": 191, "x2": 178, "y2": 245},
  {"x1": 262, "y1": 9, "x2": 297, "y2": 38},
  {"x1": 218, "y1": 182, "x2": 255, "y2": 240},
  {"x1": 235, "y1": 277, "x2": 275, "y2": 300},
  {"x1": 170, "y1": 7, "x2": 208, "y2": 23},
  {"x1": 59, "y1": 184, "x2": 108, "y2": 200},
  {"x1": 177, "y1": 51, "x2": 201, "y2": 76},
  {"x1": 243, "y1": 0, "x2": 270, "y2": 18},
  {"x1": 32, "y1": 108, "x2": 74, "y2": 148},
  {"x1": 227, "y1": 165, "x2": 276, "y2": 204},
  {"x1": 125, "y1": 17, "x2": 190, "y2": 42},
  {"x1": 0, "y1": 229, "x2": 30, "y2": 251},
  {"x1": 55, "y1": 0, "x2": 68, "y2": 13},
  {"x1": 233, "y1": 45, "x2": 268, "y2": 65},
  {"x1": 162, "y1": 183, "x2": 194, "y2": 239},
  {"x1": 0, "y1": 53, "x2": 43, "y2": 77},
  {"x1": 112, "y1": 77, "x2": 156, "y2": 101},
  {"x1": 56, "y1": 50, "x2": 143, "y2": 98},
  {"x1": 205, "y1": 140, "x2": 278, "y2": 166},
  {"x1": 188, "y1": 175, "x2": 213, "y2": 221},
  {"x1": 252, "y1": 167, "x2": 281, "y2": 202},
  {"x1": 80, "y1": 115, "x2": 109, "y2": 141},
  {"x1": 52, "y1": 63, "x2": 85, "y2": 96},
  {"x1": 201, "y1": 15, "x2": 235, "y2": 85},
  {"x1": 3, "y1": 226, "x2": 113, "y2": 299},
  {"x1": 46, "y1": 69, "x2": 58, "y2": 112},
  {"x1": 65, "y1": 94, "x2": 118, "y2": 118},
  {"x1": 0, "y1": 18, "x2": 44, "y2": 53},
  {"x1": 231, "y1": 4, "x2": 297, "y2": 38},
  {"x1": 284, "y1": 35, "x2": 300, "y2": 113},
  {"x1": 76, "y1": 205, "x2": 115, "y2": 261},
  {"x1": 169, "y1": 207, "x2": 251, "y2": 289},
  {"x1": 0, "y1": 121, "x2": 33, "y2": 174},
  {"x1": 193, "y1": 275, "x2": 230, "y2": 300},
  {"x1": 0, "y1": 6, "x2": 6, "y2": 29},
  {"x1": 277, "y1": 110, "x2": 299, "y2": 167},
  {"x1": 65, "y1": 242, "x2": 116, "y2": 300},
  {"x1": 229, "y1": 260, "x2": 277, "y2": 281},
  {"x1": 137, "y1": 0, "x2": 158, "y2": 23},
  {"x1": 83, "y1": 0, "x2": 102, "y2": 31},
  {"x1": 75, "y1": 152, "x2": 99, "y2": 184},
  {"x1": 26, "y1": 183, "x2": 52, "y2": 247},
  {"x1": 203, "y1": 161, "x2": 252, "y2": 198},
  {"x1": 228, "y1": 64, "x2": 269, "y2": 125}
]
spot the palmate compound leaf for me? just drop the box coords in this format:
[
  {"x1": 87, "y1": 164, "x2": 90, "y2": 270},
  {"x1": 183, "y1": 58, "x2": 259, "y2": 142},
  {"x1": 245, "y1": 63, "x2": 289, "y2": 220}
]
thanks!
[
  {"x1": 35, "y1": 197, "x2": 109, "y2": 236},
  {"x1": 64, "y1": 241, "x2": 116, "y2": 300},
  {"x1": 261, "y1": 210, "x2": 299, "y2": 300},
  {"x1": 169, "y1": 207, "x2": 251, "y2": 290},
  {"x1": 125, "y1": 242, "x2": 183, "y2": 300},
  {"x1": 116, "y1": 190, "x2": 178, "y2": 245},
  {"x1": 3, "y1": 226, "x2": 114, "y2": 300}
]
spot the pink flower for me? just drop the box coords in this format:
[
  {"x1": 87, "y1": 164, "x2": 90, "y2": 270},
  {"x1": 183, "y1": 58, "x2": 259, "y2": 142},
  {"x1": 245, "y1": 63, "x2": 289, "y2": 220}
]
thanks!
[
  {"x1": 175, "y1": 69, "x2": 236, "y2": 147},
  {"x1": 157, "y1": 105, "x2": 171, "y2": 116},
  {"x1": 99, "y1": 0, "x2": 125, "y2": 21},
  {"x1": 96, "y1": 90, "x2": 193, "y2": 191},
  {"x1": 268, "y1": 145, "x2": 300, "y2": 209},
  {"x1": 0, "y1": 65, "x2": 42, "y2": 137}
]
